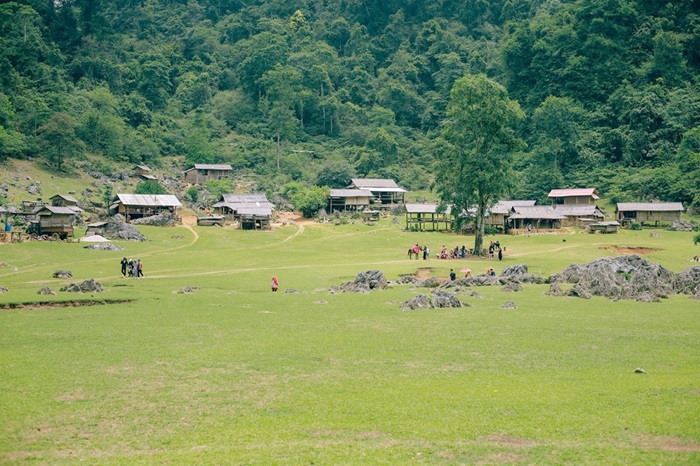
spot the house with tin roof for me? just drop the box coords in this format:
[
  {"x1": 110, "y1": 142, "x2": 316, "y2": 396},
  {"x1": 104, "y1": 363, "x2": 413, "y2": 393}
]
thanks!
[
  {"x1": 548, "y1": 188, "x2": 599, "y2": 205},
  {"x1": 328, "y1": 189, "x2": 374, "y2": 212},
  {"x1": 347, "y1": 178, "x2": 406, "y2": 206},
  {"x1": 615, "y1": 202, "x2": 684, "y2": 226},
  {"x1": 110, "y1": 194, "x2": 182, "y2": 222},
  {"x1": 184, "y1": 164, "x2": 233, "y2": 184},
  {"x1": 212, "y1": 193, "x2": 274, "y2": 229}
]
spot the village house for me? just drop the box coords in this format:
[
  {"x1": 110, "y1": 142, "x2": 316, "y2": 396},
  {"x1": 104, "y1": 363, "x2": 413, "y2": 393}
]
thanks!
[
  {"x1": 110, "y1": 194, "x2": 182, "y2": 222},
  {"x1": 404, "y1": 204, "x2": 454, "y2": 231},
  {"x1": 615, "y1": 202, "x2": 684, "y2": 226},
  {"x1": 328, "y1": 189, "x2": 374, "y2": 212},
  {"x1": 212, "y1": 193, "x2": 274, "y2": 229},
  {"x1": 487, "y1": 200, "x2": 537, "y2": 231},
  {"x1": 553, "y1": 204, "x2": 606, "y2": 227},
  {"x1": 347, "y1": 178, "x2": 407, "y2": 206},
  {"x1": 183, "y1": 164, "x2": 233, "y2": 184},
  {"x1": 49, "y1": 194, "x2": 82, "y2": 212},
  {"x1": 507, "y1": 206, "x2": 567, "y2": 232},
  {"x1": 548, "y1": 188, "x2": 599, "y2": 205}
]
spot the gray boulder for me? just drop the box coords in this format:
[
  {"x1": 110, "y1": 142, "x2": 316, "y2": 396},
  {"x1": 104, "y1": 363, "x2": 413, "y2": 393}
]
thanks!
[
  {"x1": 61, "y1": 279, "x2": 102, "y2": 293},
  {"x1": 0, "y1": 287, "x2": 8, "y2": 294},
  {"x1": 400, "y1": 294, "x2": 432, "y2": 310},
  {"x1": 502, "y1": 264, "x2": 528, "y2": 275},
  {"x1": 500, "y1": 301, "x2": 518, "y2": 309},
  {"x1": 131, "y1": 212, "x2": 178, "y2": 226},
  {"x1": 568, "y1": 283, "x2": 592, "y2": 299},
  {"x1": 545, "y1": 282, "x2": 565, "y2": 296},
  {"x1": 37, "y1": 287, "x2": 56, "y2": 295},
  {"x1": 85, "y1": 243, "x2": 124, "y2": 251},
  {"x1": 418, "y1": 277, "x2": 442, "y2": 288},
  {"x1": 558, "y1": 255, "x2": 675, "y2": 301},
  {"x1": 103, "y1": 214, "x2": 147, "y2": 241},
  {"x1": 284, "y1": 288, "x2": 300, "y2": 294},
  {"x1": 395, "y1": 275, "x2": 418, "y2": 285},
  {"x1": 431, "y1": 290, "x2": 463, "y2": 308},
  {"x1": 352, "y1": 270, "x2": 387, "y2": 290},
  {"x1": 668, "y1": 220, "x2": 695, "y2": 231},
  {"x1": 177, "y1": 286, "x2": 200, "y2": 294},
  {"x1": 501, "y1": 282, "x2": 523, "y2": 292},
  {"x1": 53, "y1": 270, "x2": 73, "y2": 279},
  {"x1": 673, "y1": 266, "x2": 700, "y2": 295}
]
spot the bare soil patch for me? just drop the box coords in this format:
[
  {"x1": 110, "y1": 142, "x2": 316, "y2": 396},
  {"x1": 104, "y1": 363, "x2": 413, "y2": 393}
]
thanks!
[
  {"x1": 483, "y1": 434, "x2": 536, "y2": 448},
  {"x1": 415, "y1": 268, "x2": 432, "y2": 281},
  {"x1": 0, "y1": 299, "x2": 134, "y2": 311},
  {"x1": 635, "y1": 435, "x2": 700, "y2": 452},
  {"x1": 603, "y1": 246, "x2": 662, "y2": 255}
]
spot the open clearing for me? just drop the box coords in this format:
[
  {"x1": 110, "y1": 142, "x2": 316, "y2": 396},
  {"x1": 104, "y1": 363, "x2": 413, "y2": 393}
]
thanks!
[{"x1": 0, "y1": 218, "x2": 698, "y2": 464}]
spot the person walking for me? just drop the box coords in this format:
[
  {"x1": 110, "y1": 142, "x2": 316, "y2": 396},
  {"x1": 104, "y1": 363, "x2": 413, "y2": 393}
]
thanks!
[
  {"x1": 498, "y1": 248, "x2": 503, "y2": 261},
  {"x1": 121, "y1": 257, "x2": 128, "y2": 278},
  {"x1": 131, "y1": 259, "x2": 138, "y2": 278},
  {"x1": 137, "y1": 259, "x2": 144, "y2": 278},
  {"x1": 271, "y1": 276, "x2": 279, "y2": 292}
]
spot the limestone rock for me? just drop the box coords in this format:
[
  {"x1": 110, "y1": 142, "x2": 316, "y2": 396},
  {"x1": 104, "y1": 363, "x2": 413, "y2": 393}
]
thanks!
[
  {"x1": 103, "y1": 214, "x2": 147, "y2": 241},
  {"x1": 284, "y1": 288, "x2": 300, "y2": 294},
  {"x1": 500, "y1": 301, "x2": 518, "y2": 309},
  {"x1": 53, "y1": 270, "x2": 73, "y2": 279},
  {"x1": 84, "y1": 243, "x2": 124, "y2": 251},
  {"x1": 418, "y1": 277, "x2": 442, "y2": 288},
  {"x1": 0, "y1": 287, "x2": 8, "y2": 294},
  {"x1": 545, "y1": 282, "x2": 565, "y2": 296},
  {"x1": 400, "y1": 294, "x2": 432, "y2": 310},
  {"x1": 501, "y1": 264, "x2": 528, "y2": 275},
  {"x1": 37, "y1": 287, "x2": 56, "y2": 295},
  {"x1": 339, "y1": 270, "x2": 387, "y2": 293},
  {"x1": 501, "y1": 282, "x2": 523, "y2": 292},
  {"x1": 431, "y1": 290, "x2": 462, "y2": 308},
  {"x1": 395, "y1": 275, "x2": 418, "y2": 285},
  {"x1": 131, "y1": 212, "x2": 177, "y2": 227},
  {"x1": 177, "y1": 286, "x2": 200, "y2": 294},
  {"x1": 673, "y1": 266, "x2": 700, "y2": 295},
  {"x1": 61, "y1": 279, "x2": 102, "y2": 293}
]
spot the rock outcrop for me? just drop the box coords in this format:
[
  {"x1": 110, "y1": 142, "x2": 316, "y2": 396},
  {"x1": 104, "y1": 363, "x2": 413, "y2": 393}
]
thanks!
[
  {"x1": 335, "y1": 270, "x2": 388, "y2": 293},
  {"x1": 554, "y1": 255, "x2": 675, "y2": 301},
  {"x1": 103, "y1": 214, "x2": 147, "y2": 241},
  {"x1": 674, "y1": 266, "x2": 700, "y2": 295},
  {"x1": 37, "y1": 287, "x2": 56, "y2": 295},
  {"x1": 53, "y1": 270, "x2": 72, "y2": 279},
  {"x1": 131, "y1": 212, "x2": 178, "y2": 227},
  {"x1": 400, "y1": 290, "x2": 463, "y2": 310},
  {"x1": 61, "y1": 279, "x2": 103, "y2": 293}
]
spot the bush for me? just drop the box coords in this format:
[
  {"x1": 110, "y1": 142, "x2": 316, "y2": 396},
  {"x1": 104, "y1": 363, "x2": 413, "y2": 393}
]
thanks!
[
  {"x1": 630, "y1": 222, "x2": 642, "y2": 230},
  {"x1": 694, "y1": 233, "x2": 700, "y2": 245}
]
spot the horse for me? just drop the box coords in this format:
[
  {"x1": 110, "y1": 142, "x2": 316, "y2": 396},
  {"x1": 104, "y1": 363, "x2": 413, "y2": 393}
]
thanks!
[{"x1": 407, "y1": 245, "x2": 420, "y2": 260}]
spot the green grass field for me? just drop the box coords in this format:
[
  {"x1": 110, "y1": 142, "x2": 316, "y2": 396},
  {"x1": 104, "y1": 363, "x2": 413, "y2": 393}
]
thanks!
[{"x1": 1, "y1": 218, "x2": 699, "y2": 464}]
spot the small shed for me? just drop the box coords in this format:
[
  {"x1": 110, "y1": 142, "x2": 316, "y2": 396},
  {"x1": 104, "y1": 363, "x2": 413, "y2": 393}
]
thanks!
[
  {"x1": 405, "y1": 204, "x2": 453, "y2": 231},
  {"x1": 615, "y1": 202, "x2": 684, "y2": 226},
  {"x1": 588, "y1": 221, "x2": 620, "y2": 234},
  {"x1": 548, "y1": 188, "x2": 599, "y2": 205},
  {"x1": 329, "y1": 189, "x2": 373, "y2": 211},
  {"x1": 50, "y1": 194, "x2": 81, "y2": 210},
  {"x1": 85, "y1": 221, "x2": 108, "y2": 236},
  {"x1": 347, "y1": 178, "x2": 406, "y2": 206},
  {"x1": 110, "y1": 194, "x2": 182, "y2": 222},
  {"x1": 184, "y1": 164, "x2": 232, "y2": 184}
]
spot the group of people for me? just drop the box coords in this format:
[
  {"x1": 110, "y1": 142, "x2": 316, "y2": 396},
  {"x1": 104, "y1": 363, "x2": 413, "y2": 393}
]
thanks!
[
  {"x1": 409, "y1": 242, "x2": 506, "y2": 261},
  {"x1": 120, "y1": 257, "x2": 144, "y2": 279},
  {"x1": 488, "y1": 241, "x2": 505, "y2": 261}
]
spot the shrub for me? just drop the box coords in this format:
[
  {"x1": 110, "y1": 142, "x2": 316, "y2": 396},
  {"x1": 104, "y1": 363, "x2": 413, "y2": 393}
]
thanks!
[
  {"x1": 630, "y1": 222, "x2": 642, "y2": 230},
  {"x1": 694, "y1": 233, "x2": 700, "y2": 245}
]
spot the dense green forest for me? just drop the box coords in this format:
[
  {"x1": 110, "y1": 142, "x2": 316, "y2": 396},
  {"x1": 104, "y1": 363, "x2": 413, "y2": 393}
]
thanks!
[{"x1": 0, "y1": 0, "x2": 698, "y2": 209}]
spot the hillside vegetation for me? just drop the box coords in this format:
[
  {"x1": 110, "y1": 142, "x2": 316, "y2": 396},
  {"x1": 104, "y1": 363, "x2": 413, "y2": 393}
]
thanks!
[{"x1": 0, "y1": 0, "x2": 699, "y2": 208}]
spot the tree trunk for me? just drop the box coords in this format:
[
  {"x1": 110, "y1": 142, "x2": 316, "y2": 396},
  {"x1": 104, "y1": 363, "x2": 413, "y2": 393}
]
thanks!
[{"x1": 473, "y1": 192, "x2": 487, "y2": 257}]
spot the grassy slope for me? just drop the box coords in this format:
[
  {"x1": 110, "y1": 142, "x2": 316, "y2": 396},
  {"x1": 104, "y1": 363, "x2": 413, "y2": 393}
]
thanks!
[{"x1": 0, "y1": 215, "x2": 699, "y2": 464}]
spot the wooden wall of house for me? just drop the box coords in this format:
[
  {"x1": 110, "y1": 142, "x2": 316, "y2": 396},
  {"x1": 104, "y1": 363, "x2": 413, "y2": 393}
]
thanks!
[{"x1": 638, "y1": 211, "x2": 681, "y2": 222}]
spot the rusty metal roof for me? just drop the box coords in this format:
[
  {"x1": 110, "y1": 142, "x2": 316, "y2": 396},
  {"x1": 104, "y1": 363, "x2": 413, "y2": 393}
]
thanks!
[{"x1": 616, "y1": 202, "x2": 684, "y2": 212}]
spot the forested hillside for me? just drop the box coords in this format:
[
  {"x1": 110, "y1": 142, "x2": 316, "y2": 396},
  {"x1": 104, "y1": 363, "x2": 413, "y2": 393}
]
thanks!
[{"x1": 1, "y1": 0, "x2": 698, "y2": 209}]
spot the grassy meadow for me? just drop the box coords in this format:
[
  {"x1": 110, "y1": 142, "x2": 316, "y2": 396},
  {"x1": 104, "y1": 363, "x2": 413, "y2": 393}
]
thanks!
[{"x1": 1, "y1": 218, "x2": 699, "y2": 464}]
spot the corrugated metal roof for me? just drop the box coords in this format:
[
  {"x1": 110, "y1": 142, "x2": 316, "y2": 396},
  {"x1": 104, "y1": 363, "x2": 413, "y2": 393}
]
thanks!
[
  {"x1": 616, "y1": 202, "x2": 684, "y2": 212},
  {"x1": 349, "y1": 178, "x2": 405, "y2": 191},
  {"x1": 34, "y1": 205, "x2": 78, "y2": 215},
  {"x1": 553, "y1": 205, "x2": 605, "y2": 216},
  {"x1": 238, "y1": 206, "x2": 272, "y2": 216},
  {"x1": 193, "y1": 164, "x2": 232, "y2": 170},
  {"x1": 221, "y1": 193, "x2": 269, "y2": 203},
  {"x1": 51, "y1": 194, "x2": 79, "y2": 203},
  {"x1": 548, "y1": 188, "x2": 599, "y2": 199},
  {"x1": 134, "y1": 165, "x2": 151, "y2": 171},
  {"x1": 510, "y1": 206, "x2": 567, "y2": 220},
  {"x1": 330, "y1": 189, "x2": 374, "y2": 198},
  {"x1": 115, "y1": 194, "x2": 182, "y2": 207},
  {"x1": 490, "y1": 200, "x2": 537, "y2": 214},
  {"x1": 405, "y1": 203, "x2": 452, "y2": 215}
]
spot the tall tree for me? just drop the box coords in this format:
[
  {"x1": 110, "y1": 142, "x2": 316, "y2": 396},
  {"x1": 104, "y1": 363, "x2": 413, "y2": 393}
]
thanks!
[
  {"x1": 37, "y1": 112, "x2": 83, "y2": 171},
  {"x1": 435, "y1": 74, "x2": 523, "y2": 256}
]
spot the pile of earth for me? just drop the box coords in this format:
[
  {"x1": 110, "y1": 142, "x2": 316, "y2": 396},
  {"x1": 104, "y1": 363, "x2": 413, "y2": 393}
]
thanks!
[
  {"x1": 330, "y1": 270, "x2": 387, "y2": 294},
  {"x1": 131, "y1": 212, "x2": 178, "y2": 227},
  {"x1": 550, "y1": 255, "x2": 676, "y2": 301},
  {"x1": 102, "y1": 214, "x2": 147, "y2": 241}
]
